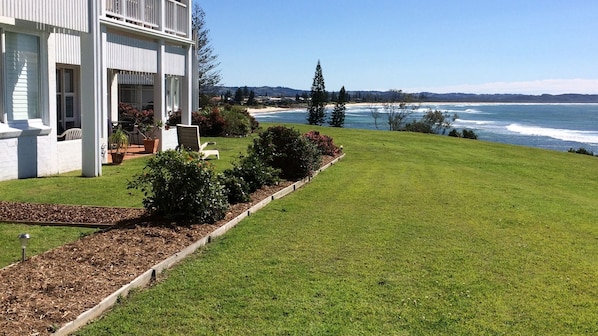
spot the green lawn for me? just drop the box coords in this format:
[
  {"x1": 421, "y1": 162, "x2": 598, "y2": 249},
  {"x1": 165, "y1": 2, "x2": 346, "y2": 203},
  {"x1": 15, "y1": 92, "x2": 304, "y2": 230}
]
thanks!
[
  {"x1": 0, "y1": 134, "x2": 252, "y2": 268},
  {"x1": 0, "y1": 135, "x2": 251, "y2": 207},
  {"x1": 68, "y1": 125, "x2": 598, "y2": 335},
  {"x1": 0, "y1": 224, "x2": 95, "y2": 267}
]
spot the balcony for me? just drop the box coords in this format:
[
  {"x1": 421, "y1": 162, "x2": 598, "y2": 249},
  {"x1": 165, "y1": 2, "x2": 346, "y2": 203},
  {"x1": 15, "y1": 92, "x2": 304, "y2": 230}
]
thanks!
[{"x1": 104, "y1": 0, "x2": 189, "y2": 37}]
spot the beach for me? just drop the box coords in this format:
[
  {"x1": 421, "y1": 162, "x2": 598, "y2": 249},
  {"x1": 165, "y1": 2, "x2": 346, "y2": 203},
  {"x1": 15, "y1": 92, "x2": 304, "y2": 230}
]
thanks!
[{"x1": 247, "y1": 103, "x2": 374, "y2": 115}]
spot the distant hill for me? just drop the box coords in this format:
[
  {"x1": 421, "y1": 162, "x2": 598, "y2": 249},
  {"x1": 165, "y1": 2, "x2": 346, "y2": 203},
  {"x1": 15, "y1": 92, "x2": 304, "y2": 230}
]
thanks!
[
  {"x1": 420, "y1": 92, "x2": 598, "y2": 103},
  {"x1": 214, "y1": 86, "x2": 598, "y2": 103},
  {"x1": 215, "y1": 86, "x2": 307, "y2": 98}
]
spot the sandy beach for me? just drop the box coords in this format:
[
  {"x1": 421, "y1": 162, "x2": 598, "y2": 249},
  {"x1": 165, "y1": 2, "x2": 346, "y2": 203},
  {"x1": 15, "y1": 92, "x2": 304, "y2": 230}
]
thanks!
[
  {"x1": 247, "y1": 103, "x2": 376, "y2": 115},
  {"x1": 246, "y1": 106, "x2": 294, "y2": 114}
]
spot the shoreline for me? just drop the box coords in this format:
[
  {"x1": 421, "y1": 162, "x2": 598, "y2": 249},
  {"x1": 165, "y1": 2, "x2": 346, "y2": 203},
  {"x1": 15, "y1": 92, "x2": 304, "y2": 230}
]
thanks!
[
  {"x1": 247, "y1": 102, "x2": 598, "y2": 115},
  {"x1": 247, "y1": 102, "x2": 375, "y2": 115}
]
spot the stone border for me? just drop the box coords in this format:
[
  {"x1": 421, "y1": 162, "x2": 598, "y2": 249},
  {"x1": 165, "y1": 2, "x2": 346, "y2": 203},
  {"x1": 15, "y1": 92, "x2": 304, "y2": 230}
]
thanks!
[{"x1": 55, "y1": 153, "x2": 344, "y2": 335}]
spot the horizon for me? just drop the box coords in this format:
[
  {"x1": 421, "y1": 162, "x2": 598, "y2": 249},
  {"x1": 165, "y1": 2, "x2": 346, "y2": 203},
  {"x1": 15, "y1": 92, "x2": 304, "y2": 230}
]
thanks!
[
  {"x1": 215, "y1": 84, "x2": 598, "y2": 97},
  {"x1": 201, "y1": 1, "x2": 598, "y2": 95}
]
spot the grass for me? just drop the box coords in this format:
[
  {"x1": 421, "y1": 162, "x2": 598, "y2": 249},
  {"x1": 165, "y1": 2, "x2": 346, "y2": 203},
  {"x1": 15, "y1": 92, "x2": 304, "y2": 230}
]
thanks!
[
  {"x1": 0, "y1": 157, "x2": 149, "y2": 207},
  {"x1": 0, "y1": 135, "x2": 253, "y2": 268},
  {"x1": 66, "y1": 124, "x2": 598, "y2": 335},
  {"x1": 0, "y1": 135, "x2": 252, "y2": 206},
  {"x1": 0, "y1": 224, "x2": 95, "y2": 267}
]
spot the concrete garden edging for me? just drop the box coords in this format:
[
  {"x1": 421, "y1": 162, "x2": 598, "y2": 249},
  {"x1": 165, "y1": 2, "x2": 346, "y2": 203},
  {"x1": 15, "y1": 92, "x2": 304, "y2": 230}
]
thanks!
[{"x1": 55, "y1": 153, "x2": 345, "y2": 335}]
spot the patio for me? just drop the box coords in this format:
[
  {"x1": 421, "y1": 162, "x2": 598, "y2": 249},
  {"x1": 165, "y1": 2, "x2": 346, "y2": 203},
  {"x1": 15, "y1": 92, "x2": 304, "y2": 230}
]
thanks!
[{"x1": 106, "y1": 144, "x2": 154, "y2": 164}]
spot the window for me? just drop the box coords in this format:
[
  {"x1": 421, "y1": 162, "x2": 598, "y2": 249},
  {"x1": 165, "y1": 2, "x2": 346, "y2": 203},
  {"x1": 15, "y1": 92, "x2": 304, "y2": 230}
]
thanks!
[
  {"x1": 119, "y1": 84, "x2": 153, "y2": 110},
  {"x1": 166, "y1": 76, "x2": 180, "y2": 113},
  {"x1": 56, "y1": 67, "x2": 79, "y2": 132},
  {"x1": 4, "y1": 31, "x2": 40, "y2": 121}
]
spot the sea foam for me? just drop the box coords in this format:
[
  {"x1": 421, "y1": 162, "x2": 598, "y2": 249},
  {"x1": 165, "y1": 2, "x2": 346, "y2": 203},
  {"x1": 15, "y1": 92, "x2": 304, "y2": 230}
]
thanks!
[{"x1": 507, "y1": 124, "x2": 598, "y2": 144}]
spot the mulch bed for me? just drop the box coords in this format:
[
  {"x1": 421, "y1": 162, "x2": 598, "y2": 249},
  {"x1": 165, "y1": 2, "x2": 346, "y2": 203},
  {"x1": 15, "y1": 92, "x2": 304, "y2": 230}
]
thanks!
[{"x1": 0, "y1": 181, "x2": 295, "y2": 336}]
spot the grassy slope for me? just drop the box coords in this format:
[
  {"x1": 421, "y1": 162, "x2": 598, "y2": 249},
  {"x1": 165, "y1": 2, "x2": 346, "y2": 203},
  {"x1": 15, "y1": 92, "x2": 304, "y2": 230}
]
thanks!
[{"x1": 75, "y1": 125, "x2": 598, "y2": 335}]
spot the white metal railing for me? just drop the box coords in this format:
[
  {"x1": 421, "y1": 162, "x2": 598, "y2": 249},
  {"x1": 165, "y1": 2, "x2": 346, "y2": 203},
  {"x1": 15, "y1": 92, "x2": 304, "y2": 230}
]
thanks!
[{"x1": 105, "y1": 0, "x2": 188, "y2": 37}]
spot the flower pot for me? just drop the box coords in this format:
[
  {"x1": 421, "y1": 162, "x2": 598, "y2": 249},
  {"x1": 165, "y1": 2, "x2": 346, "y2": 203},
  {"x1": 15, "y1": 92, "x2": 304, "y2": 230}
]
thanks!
[
  {"x1": 111, "y1": 153, "x2": 125, "y2": 165},
  {"x1": 144, "y1": 138, "x2": 160, "y2": 153}
]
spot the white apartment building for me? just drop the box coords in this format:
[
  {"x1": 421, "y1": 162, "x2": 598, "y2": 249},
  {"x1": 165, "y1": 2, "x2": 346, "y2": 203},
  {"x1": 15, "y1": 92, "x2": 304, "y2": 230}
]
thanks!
[{"x1": 0, "y1": 0, "x2": 195, "y2": 181}]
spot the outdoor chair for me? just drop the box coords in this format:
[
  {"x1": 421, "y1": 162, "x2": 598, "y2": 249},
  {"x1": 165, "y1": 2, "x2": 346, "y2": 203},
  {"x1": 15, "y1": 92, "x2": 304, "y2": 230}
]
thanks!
[
  {"x1": 57, "y1": 128, "x2": 82, "y2": 141},
  {"x1": 175, "y1": 124, "x2": 220, "y2": 159}
]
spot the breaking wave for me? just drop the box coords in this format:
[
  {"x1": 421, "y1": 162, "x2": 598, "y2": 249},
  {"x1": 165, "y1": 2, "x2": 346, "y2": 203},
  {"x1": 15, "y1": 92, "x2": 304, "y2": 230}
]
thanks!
[{"x1": 506, "y1": 124, "x2": 598, "y2": 144}]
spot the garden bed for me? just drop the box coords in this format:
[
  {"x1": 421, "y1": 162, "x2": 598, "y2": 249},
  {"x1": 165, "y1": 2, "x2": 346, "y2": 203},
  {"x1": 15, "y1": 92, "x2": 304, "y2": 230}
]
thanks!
[{"x1": 0, "y1": 155, "x2": 340, "y2": 336}]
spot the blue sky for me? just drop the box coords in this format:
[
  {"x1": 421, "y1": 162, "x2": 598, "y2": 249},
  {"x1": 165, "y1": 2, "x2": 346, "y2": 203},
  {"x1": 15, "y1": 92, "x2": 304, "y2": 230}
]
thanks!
[{"x1": 200, "y1": 0, "x2": 598, "y2": 94}]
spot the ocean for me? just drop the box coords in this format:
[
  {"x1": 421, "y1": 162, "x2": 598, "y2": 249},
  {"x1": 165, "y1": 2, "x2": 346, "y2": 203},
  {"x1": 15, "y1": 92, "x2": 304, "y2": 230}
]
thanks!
[{"x1": 252, "y1": 103, "x2": 598, "y2": 153}]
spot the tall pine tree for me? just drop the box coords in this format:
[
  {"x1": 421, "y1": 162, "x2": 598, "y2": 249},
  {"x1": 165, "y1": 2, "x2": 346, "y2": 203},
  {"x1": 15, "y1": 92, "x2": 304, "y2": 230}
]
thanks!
[
  {"x1": 307, "y1": 61, "x2": 327, "y2": 125},
  {"x1": 330, "y1": 86, "x2": 347, "y2": 127},
  {"x1": 192, "y1": 4, "x2": 221, "y2": 106},
  {"x1": 234, "y1": 88, "x2": 244, "y2": 105}
]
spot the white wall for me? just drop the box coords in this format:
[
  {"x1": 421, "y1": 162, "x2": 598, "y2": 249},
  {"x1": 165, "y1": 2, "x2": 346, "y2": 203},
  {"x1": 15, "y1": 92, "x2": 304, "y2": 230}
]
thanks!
[
  {"x1": 105, "y1": 33, "x2": 158, "y2": 72},
  {"x1": 0, "y1": 138, "x2": 19, "y2": 180},
  {"x1": 57, "y1": 140, "x2": 83, "y2": 173},
  {"x1": 0, "y1": 131, "x2": 60, "y2": 181},
  {"x1": 161, "y1": 127, "x2": 178, "y2": 151},
  {"x1": 0, "y1": 0, "x2": 88, "y2": 32}
]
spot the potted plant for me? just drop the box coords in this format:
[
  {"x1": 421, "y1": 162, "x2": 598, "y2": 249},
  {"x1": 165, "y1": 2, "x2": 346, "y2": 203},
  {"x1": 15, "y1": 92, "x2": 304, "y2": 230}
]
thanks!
[
  {"x1": 139, "y1": 119, "x2": 163, "y2": 154},
  {"x1": 118, "y1": 103, "x2": 165, "y2": 154},
  {"x1": 109, "y1": 126, "x2": 129, "y2": 164}
]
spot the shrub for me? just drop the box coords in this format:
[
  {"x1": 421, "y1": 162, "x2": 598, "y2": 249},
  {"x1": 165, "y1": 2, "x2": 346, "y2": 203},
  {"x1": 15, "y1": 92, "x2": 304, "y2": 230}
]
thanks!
[
  {"x1": 228, "y1": 154, "x2": 280, "y2": 193},
  {"x1": 462, "y1": 129, "x2": 478, "y2": 139},
  {"x1": 568, "y1": 147, "x2": 594, "y2": 156},
  {"x1": 220, "y1": 153, "x2": 280, "y2": 204},
  {"x1": 221, "y1": 106, "x2": 251, "y2": 136},
  {"x1": 448, "y1": 129, "x2": 478, "y2": 139},
  {"x1": 304, "y1": 130, "x2": 342, "y2": 156},
  {"x1": 251, "y1": 126, "x2": 322, "y2": 180},
  {"x1": 195, "y1": 108, "x2": 226, "y2": 136},
  {"x1": 219, "y1": 174, "x2": 251, "y2": 204},
  {"x1": 448, "y1": 129, "x2": 462, "y2": 137},
  {"x1": 405, "y1": 121, "x2": 433, "y2": 133},
  {"x1": 166, "y1": 110, "x2": 181, "y2": 126},
  {"x1": 167, "y1": 105, "x2": 259, "y2": 137},
  {"x1": 128, "y1": 150, "x2": 229, "y2": 223}
]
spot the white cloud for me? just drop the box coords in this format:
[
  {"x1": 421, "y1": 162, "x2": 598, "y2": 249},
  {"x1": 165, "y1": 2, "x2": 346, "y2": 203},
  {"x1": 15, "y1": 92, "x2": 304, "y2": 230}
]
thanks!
[{"x1": 411, "y1": 79, "x2": 598, "y2": 95}]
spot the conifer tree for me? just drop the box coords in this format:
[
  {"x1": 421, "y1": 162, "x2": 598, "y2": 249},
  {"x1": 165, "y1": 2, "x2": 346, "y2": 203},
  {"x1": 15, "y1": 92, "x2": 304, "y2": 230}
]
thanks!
[
  {"x1": 192, "y1": 4, "x2": 221, "y2": 104},
  {"x1": 234, "y1": 88, "x2": 244, "y2": 105},
  {"x1": 330, "y1": 86, "x2": 347, "y2": 127},
  {"x1": 307, "y1": 61, "x2": 327, "y2": 125},
  {"x1": 247, "y1": 90, "x2": 256, "y2": 105}
]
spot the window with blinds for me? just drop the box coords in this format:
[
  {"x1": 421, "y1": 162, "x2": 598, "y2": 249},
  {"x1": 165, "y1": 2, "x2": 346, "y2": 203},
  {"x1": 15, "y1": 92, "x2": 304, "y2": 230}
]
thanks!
[{"x1": 4, "y1": 31, "x2": 40, "y2": 121}]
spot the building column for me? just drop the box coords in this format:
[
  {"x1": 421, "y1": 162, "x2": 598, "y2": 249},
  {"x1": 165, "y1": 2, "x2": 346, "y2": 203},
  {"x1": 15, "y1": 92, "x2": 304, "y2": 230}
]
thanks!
[
  {"x1": 104, "y1": 69, "x2": 118, "y2": 163},
  {"x1": 154, "y1": 40, "x2": 166, "y2": 149},
  {"x1": 109, "y1": 71, "x2": 119, "y2": 123},
  {"x1": 43, "y1": 30, "x2": 59, "y2": 175},
  {"x1": 181, "y1": 43, "x2": 193, "y2": 125},
  {"x1": 80, "y1": 0, "x2": 104, "y2": 177}
]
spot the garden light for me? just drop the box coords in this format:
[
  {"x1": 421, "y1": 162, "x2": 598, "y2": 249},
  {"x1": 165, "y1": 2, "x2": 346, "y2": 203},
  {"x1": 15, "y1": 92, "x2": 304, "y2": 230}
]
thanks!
[{"x1": 18, "y1": 233, "x2": 30, "y2": 262}]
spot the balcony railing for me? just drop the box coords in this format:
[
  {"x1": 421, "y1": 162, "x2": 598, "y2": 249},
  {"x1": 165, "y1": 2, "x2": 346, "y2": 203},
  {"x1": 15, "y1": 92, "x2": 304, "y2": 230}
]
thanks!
[
  {"x1": 105, "y1": 0, "x2": 189, "y2": 37},
  {"x1": 165, "y1": 0, "x2": 187, "y2": 36}
]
